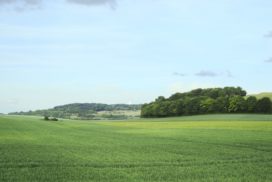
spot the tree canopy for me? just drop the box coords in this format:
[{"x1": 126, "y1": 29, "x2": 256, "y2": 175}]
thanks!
[{"x1": 141, "y1": 87, "x2": 272, "y2": 118}]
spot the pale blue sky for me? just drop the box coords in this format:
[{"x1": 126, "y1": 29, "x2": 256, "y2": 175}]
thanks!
[{"x1": 0, "y1": 0, "x2": 272, "y2": 113}]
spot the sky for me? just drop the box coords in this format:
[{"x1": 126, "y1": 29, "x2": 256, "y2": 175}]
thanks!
[{"x1": 0, "y1": 0, "x2": 272, "y2": 113}]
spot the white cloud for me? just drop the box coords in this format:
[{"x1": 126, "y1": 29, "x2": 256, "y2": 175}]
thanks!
[
  {"x1": 0, "y1": 0, "x2": 42, "y2": 11},
  {"x1": 264, "y1": 31, "x2": 272, "y2": 38},
  {"x1": 265, "y1": 58, "x2": 272, "y2": 63},
  {"x1": 67, "y1": 0, "x2": 117, "y2": 9},
  {"x1": 173, "y1": 72, "x2": 186, "y2": 77},
  {"x1": 195, "y1": 70, "x2": 218, "y2": 77}
]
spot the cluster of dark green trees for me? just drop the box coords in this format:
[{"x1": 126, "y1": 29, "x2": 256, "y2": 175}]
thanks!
[{"x1": 141, "y1": 87, "x2": 272, "y2": 118}]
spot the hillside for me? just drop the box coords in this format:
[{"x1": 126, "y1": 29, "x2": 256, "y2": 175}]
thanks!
[
  {"x1": 249, "y1": 92, "x2": 272, "y2": 100},
  {"x1": 9, "y1": 103, "x2": 142, "y2": 120}
]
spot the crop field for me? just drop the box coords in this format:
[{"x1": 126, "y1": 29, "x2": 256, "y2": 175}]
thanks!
[{"x1": 0, "y1": 114, "x2": 272, "y2": 181}]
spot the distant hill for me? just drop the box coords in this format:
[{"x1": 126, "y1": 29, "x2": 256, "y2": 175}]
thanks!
[
  {"x1": 9, "y1": 103, "x2": 142, "y2": 120},
  {"x1": 248, "y1": 92, "x2": 272, "y2": 100}
]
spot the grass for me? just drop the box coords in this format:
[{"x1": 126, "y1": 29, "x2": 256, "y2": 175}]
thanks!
[{"x1": 0, "y1": 114, "x2": 272, "y2": 181}]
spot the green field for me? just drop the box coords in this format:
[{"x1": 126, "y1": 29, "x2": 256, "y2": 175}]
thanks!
[{"x1": 1, "y1": 115, "x2": 272, "y2": 181}]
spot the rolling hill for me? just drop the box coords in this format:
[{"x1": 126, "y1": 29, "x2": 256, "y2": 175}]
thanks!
[
  {"x1": 9, "y1": 103, "x2": 142, "y2": 120},
  {"x1": 248, "y1": 92, "x2": 272, "y2": 100}
]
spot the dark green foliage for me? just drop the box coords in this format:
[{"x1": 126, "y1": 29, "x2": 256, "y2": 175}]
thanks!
[
  {"x1": 51, "y1": 118, "x2": 58, "y2": 121},
  {"x1": 200, "y1": 98, "x2": 217, "y2": 113},
  {"x1": 44, "y1": 116, "x2": 49, "y2": 121},
  {"x1": 256, "y1": 97, "x2": 272, "y2": 113},
  {"x1": 141, "y1": 87, "x2": 272, "y2": 117},
  {"x1": 214, "y1": 96, "x2": 229, "y2": 113},
  {"x1": 44, "y1": 116, "x2": 58, "y2": 121},
  {"x1": 246, "y1": 96, "x2": 258, "y2": 113},
  {"x1": 183, "y1": 97, "x2": 203, "y2": 115},
  {"x1": 228, "y1": 96, "x2": 247, "y2": 113}
]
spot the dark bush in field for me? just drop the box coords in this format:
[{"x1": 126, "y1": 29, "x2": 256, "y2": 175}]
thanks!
[
  {"x1": 44, "y1": 116, "x2": 49, "y2": 121},
  {"x1": 44, "y1": 116, "x2": 58, "y2": 121}
]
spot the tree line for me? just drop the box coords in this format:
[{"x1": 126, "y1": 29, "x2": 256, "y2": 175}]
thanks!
[
  {"x1": 9, "y1": 103, "x2": 142, "y2": 120},
  {"x1": 141, "y1": 87, "x2": 272, "y2": 118}
]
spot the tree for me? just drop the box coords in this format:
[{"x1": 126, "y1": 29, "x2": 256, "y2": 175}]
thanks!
[
  {"x1": 200, "y1": 98, "x2": 216, "y2": 113},
  {"x1": 256, "y1": 97, "x2": 272, "y2": 113},
  {"x1": 206, "y1": 88, "x2": 220, "y2": 99},
  {"x1": 175, "y1": 99, "x2": 185, "y2": 115},
  {"x1": 183, "y1": 97, "x2": 202, "y2": 115},
  {"x1": 44, "y1": 116, "x2": 49, "y2": 121},
  {"x1": 152, "y1": 101, "x2": 169, "y2": 117},
  {"x1": 228, "y1": 96, "x2": 247, "y2": 113},
  {"x1": 140, "y1": 87, "x2": 267, "y2": 118},
  {"x1": 246, "y1": 96, "x2": 257, "y2": 113},
  {"x1": 189, "y1": 88, "x2": 203, "y2": 97},
  {"x1": 223, "y1": 87, "x2": 246, "y2": 97},
  {"x1": 235, "y1": 87, "x2": 247, "y2": 96},
  {"x1": 155, "y1": 96, "x2": 166, "y2": 102},
  {"x1": 214, "y1": 96, "x2": 229, "y2": 113},
  {"x1": 168, "y1": 101, "x2": 179, "y2": 116},
  {"x1": 141, "y1": 104, "x2": 154, "y2": 118}
]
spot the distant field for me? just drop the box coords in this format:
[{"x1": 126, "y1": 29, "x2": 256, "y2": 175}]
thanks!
[
  {"x1": 95, "y1": 110, "x2": 141, "y2": 119},
  {"x1": 138, "y1": 114, "x2": 272, "y2": 122},
  {"x1": 1, "y1": 114, "x2": 272, "y2": 181}
]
